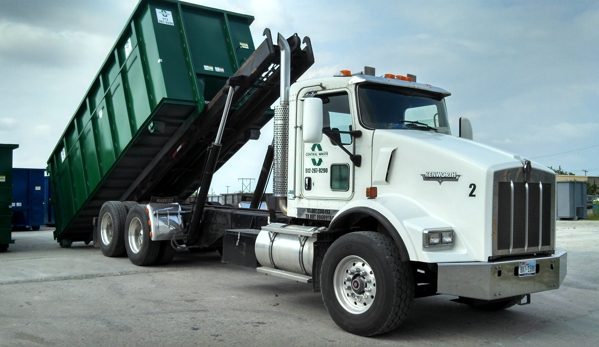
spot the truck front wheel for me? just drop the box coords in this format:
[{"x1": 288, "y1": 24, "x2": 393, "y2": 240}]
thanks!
[
  {"x1": 124, "y1": 205, "x2": 161, "y2": 266},
  {"x1": 98, "y1": 201, "x2": 127, "y2": 257},
  {"x1": 320, "y1": 231, "x2": 414, "y2": 336}
]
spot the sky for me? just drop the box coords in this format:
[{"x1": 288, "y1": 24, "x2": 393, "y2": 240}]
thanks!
[{"x1": 0, "y1": 0, "x2": 598, "y2": 196}]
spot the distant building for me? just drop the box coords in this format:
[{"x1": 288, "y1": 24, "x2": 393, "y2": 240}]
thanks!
[
  {"x1": 556, "y1": 175, "x2": 587, "y2": 182},
  {"x1": 587, "y1": 176, "x2": 599, "y2": 186},
  {"x1": 556, "y1": 175, "x2": 588, "y2": 219}
]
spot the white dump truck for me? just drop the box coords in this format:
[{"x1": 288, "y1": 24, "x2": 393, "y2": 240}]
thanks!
[{"x1": 49, "y1": 0, "x2": 566, "y2": 337}]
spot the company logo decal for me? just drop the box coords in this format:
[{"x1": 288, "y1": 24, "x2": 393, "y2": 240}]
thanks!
[
  {"x1": 421, "y1": 172, "x2": 461, "y2": 184},
  {"x1": 306, "y1": 143, "x2": 328, "y2": 166},
  {"x1": 156, "y1": 9, "x2": 174, "y2": 26}
]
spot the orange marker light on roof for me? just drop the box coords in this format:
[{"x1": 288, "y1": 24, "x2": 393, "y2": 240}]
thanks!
[
  {"x1": 340, "y1": 70, "x2": 351, "y2": 76},
  {"x1": 396, "y1": 75, "x2": 413, "y2": 82},
  {"x1": 384, "y1": 73, "x2": 395, "y2": 79}
]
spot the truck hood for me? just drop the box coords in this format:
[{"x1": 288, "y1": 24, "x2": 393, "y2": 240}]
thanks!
[
  {"x1": 368, "y1": 129, "x2": 553, "y2": 262},
  {"x1": 372, "y1": 130, "x2": 548, "y2": 175}
]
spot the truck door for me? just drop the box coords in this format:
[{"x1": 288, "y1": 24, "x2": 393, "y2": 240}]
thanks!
[{"x1": 302, "y1": 91, "x2": 355, "y2": 200}]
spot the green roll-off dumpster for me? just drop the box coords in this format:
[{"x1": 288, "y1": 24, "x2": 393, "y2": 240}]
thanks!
[
  {"x1": 0, "y1": 144, "x2": 18, "y2": 252},
  {"x1": 47, "y1": 0, "x2": 260, "y2": 245}
]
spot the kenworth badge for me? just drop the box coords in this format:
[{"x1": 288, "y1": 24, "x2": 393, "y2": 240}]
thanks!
[{"x1": 421, "y1": 172, "x2": 461, "y2": 184}]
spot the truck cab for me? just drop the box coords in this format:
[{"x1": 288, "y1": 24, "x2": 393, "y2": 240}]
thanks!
[{"x1": 264, "y1": 69, "x2": 566, "y2": 334}]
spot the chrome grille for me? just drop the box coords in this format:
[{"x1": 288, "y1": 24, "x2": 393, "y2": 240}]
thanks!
[{"x1": 493, "y1": 169, "x2": 555, "y2": 256}]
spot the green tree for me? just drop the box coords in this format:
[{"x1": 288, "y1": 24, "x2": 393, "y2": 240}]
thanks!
[{"x1": 548, "y1": 166, "x2": 574, "y2": 175}]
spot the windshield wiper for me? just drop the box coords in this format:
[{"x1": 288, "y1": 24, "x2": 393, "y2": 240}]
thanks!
[{"x1": 398, "y1": 120, "x2": 438, "y2": 132}]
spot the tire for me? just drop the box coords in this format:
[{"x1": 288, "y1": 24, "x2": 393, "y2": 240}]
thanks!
[
  {"x1": 98, "y1": 201, "x2": 128, "y2": 257},
  {"x1": 124, "y1": 205, "x2": 161, "y2": 266},
  {"x1": 0, "y1": 244, "x2": 8, "y2": 252},
  {"x1": 122, "y1": 201, "x2": 138, "y2": 213},
  {"x1": 154, "y1": 241, "x2": 177, "y2": 265},
  {"x1": 466, "y1": 295, "x2": 524, "y2": 311},
  {"x1": 320, "y1": 231, "x2": 414, "y2": 336},
  {"x1": 32, "y1": 226, "x2": 41, "y2": 231}
]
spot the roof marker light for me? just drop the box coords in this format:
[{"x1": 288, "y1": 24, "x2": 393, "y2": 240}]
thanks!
[
  {"x1": 384, "y1": 73, "x2": 395, "y2": 79},
  {"x1": 396, "y1": 75, "x2": 413, "y2": 82},
  {"x1": 340, "y1": 70, "x2": 352, "y2": 76}
]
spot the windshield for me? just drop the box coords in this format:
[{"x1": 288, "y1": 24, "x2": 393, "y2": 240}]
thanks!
[{"x1": 357, "y1": 83, "x2": 451, "y2": 134}]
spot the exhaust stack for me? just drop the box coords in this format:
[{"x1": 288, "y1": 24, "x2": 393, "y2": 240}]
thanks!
[{"x1": 273, "y1": 33, "x2": 291, "y2": 214}]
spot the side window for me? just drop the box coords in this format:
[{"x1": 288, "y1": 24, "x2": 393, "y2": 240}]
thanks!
[
  {"x1": 319, "y1": 93, "x2": 352, "y2": 145},
  {"x1": 331, "y1": 164, "x2": 350, "y2": 191}
]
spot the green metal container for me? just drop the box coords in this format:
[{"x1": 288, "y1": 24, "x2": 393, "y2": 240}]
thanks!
[
  {"x1": 47, "y1": 0, "x2": 257, "y2": 243},
  {"x1": 0, "y1": 144, "x2": 18, "y2": 251}
]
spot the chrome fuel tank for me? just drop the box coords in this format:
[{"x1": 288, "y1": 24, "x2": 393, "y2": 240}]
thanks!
[{"x1": 255, "y1": 223, "x2": 321, "y2": 276}]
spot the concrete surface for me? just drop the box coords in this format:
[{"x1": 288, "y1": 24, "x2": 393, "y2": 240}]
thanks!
[{"x1": 0, "y1": 221, "x2": 597, "y2": 346}]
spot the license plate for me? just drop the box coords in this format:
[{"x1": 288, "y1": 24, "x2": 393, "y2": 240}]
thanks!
[{"x1": 518, "y1": 260, "x2": 537, "y2": 277}]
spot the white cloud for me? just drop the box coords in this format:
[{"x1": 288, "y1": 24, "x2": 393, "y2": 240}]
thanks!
[
  {"x1": 0, "y1": 20, "x2": 114, "y2": 68},
  {"x1": 0, "y1": 118, "x2": 18, "y2": 132}
]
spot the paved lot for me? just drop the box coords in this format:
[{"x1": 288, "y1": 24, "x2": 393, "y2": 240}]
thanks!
[{"x1": 0, "y1": 221, "x2": 597, "y2": 346}]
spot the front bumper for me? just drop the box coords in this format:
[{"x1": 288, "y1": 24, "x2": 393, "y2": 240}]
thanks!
[{"x1": 437, "y1": 251, "x2": 567, "y2": 300}]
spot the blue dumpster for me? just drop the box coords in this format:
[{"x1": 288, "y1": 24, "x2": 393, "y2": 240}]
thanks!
[{"x1": 12, "y1": 168, "x2": 46, "y2": 231}]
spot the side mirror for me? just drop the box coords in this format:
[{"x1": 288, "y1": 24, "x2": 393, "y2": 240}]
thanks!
[
  {"x1": 302, "y1": 98, "x2": 323, "y2": 143},
  {"x1": 459, "y1": 117, "x2": 473, "y2": 140}
]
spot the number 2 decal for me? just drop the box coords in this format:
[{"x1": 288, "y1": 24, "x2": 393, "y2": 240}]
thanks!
[{"x1": 469, "y1": 183, "x2": 476, "y2": 197}]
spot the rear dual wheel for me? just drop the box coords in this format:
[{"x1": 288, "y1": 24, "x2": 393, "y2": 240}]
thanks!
[
  {"x1": 99, "y1": 201, "x2": 176, "y2": 265},
  {"x1": 155, "y1": 241, "x2": 177, "y2": 265},
  {"x1": 125, "y1": 205, "x2": 160, "y2": 266},
  {"x1": 124, "y1": 205, "x2": 176, "y2": 266},
  {"x1": 98, "y1": 201, "x2": 127, "y2": 257},
  {"x1": 122, "y1": 201, "x2": 138, "y2": 213}
]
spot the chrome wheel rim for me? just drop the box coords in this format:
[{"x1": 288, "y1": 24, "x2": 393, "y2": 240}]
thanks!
[
  {"x1": 333, "y1": 255, "x2": 377, "y2": 314},
  {"x1": 100, "y1": 213, "x2": 113, "y2": 245},
  {"x1": 128, "y1": 217, "x2": 143, "y2": 254}
]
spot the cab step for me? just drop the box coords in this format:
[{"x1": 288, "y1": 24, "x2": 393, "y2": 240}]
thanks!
[{"x1": 256, "y1": 267, "x2": 312, "y2": 283}]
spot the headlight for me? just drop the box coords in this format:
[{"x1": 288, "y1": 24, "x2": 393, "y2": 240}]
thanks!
[{"x1": 423, "y1": 228, "x2": 454, "y2": 248}]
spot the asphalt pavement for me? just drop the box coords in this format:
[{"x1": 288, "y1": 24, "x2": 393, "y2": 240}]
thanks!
[{"x1": 0, "y1": 221, "x2": 597, "y2": 346}]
